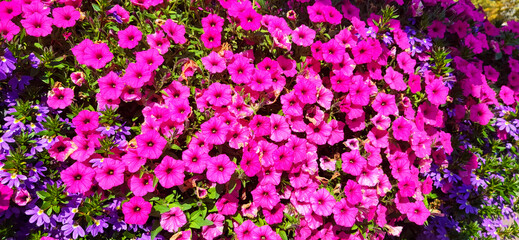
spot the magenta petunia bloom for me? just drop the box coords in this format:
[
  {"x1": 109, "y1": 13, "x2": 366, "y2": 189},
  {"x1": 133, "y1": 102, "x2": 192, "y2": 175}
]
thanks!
[
  {"x1": 98, "y1": 71, "x2": 124, "y2": 99},
  {"x1": 308, "y1": 3, "x2": 327, "y2": 23},
  {"x1": 122, "y1": 196, "x2": 152, "y2": 225},
  {"x1": 95, "y1": 158, "x2": 125, "y2": 190},
  {"x1": 147, "y1": 31, "x2": 170, "y2": 54},
  {"x1": 428, "y1": 20, "x2": 446, "y2": 38},
  {"x1": 341, "y1": 150, "x2": 366, "y2": 176},
  {"x1": 249, "y1": 69, "x2": 273, "y2": 92},
  {"x1": 0, "y1": 20, "x2": 20, "y2": 41},
  {"x1": 263, "y1": 203, "x2": 285, "y2": 224},
  {"x1": 72, "y1": 110, "x2": 99, "y2": 132},
  {"x1": 367, "y1": 128, "x2": 389, "y2": 149},
  {"x1": 202, "y1": 52, "x2": 226, "y2": 73},
  {"x1": 398, "y1": 176, "x2": 417, "y2": 197},
  {"x1": 236, "y1": 220, "x2": 258, "y2": 240},
  {"x1": 0, "y1": 184, "x2": 13, "y2": 213},
  {"x1": 107, "y1": 4, "x2": 130, "y2": 23},
  {"x1": 269, "y1": 114, "x2": 291, "y2": 142},
  {"x1": 21, "y1": 13, "x2": 53, "y2": 37},
  {"x1": 372, "y1": 92, "x2": 398, "y2": 116},
  {"x1": 404, "y1": 201, "x2": 430, "y2": 225},
  {"x1": 343, "y1": 180, "x2": 362, "y2": 205},
  {"x1": 201, "y1": 117, "x2": 230, "y2": 145},
  {"x1": 70, "y1": 136, "x2": 97, "y2": 162},
  {"x1": 397, "y1": 52, "x2": 416, "y2": 74},
  {"x1": 292, "y1": 24, "x2": 315, "y2": 47},
  {"x1": 47, "y1": 87, "x2": 74, "y2": 109},
  {"x1": 228, "y1": 56, "x2": 254, "y2": 84},
  {"x1": 384, "y1": 67, "x2": 407, "y2": 91},
  {"x1": 240, "y1": 151, "x2": 261, "y2": 177},
  {"x1": 118, "y1": 25, "x2": 142, "y2": 49},
  {"x1": 48, "y1": 136, "x2": 75, "y2": 162},
  {"x1": 251, "y1": 184, "x2": 280, "y2": 210},
  {"x1": 348, "y1": 78, "x2": 371, "y2": 106},
  {"x1": 61, "y1": 162, "x2": 95, "y2": 194},
  {"x1": 294, "y1": 77, "x2": 317, "y2": 104},
  {"x1": 205, "y1": 82, "x2": 232, "y2": 107},
  {"x1": 0, "y1": 1, "x2": 21, "y2": 20},
  {"x1": 333, "y1": 199, "x2": 358, "y2": 227},
  {"x1": 136, "y1": 130, "x2": 167, "y2": 159},
  {"x1": 251, "y1": 225, "x2": 280, "y2": 240},
  {"x1": 83, "y1": 43, "x2": 113, "y2": 69},
  {"x1": 161, "y1": 207, "x2": 187, "y2": 232},
  {"x1": 499, "y1": 86, "x2": 516, "y2": 105},
  {"x1": 161, "y1": 19, "x2": 186, "y2": 44},
  {"x1": 53, "y1": 6, "x2": 80, "y2": 28},
  {"x1": 277, "y1": 55, "x2": 297, "y2": 77},
  {"x1": 216, "y1": 193, "x2": 239, "y2": 215},
  {"x1": 202, "y1": 13, "x2": 224, "y2": 31},
  {"x1": 129, "y1": 173, "x2": 155, "y2": 197},
  {"x1": 310, "y1": 188, "x2": 336, "y2": 216},
  {"x1": 206, "y1": 154, "x2": 236, "y2": 184},
  {"x1": 124, "y1": 62, "x2": 152, "y2": 88},
  {"x1": 357, "y1": 166, "x2": 381, "y2": 187},
  {"x1": 470, "y1": 103, "x2": 493, "y2": 125},
  {"x1": 322, "y1": 39, "x2": 345, "y2": 64},
  {"x1": 425, "y1": 79, "x2": 449, "y2": 105},
  {"x1": 182, "y1": 146, "x2": 210, "y2": 173},
  {"x1": 201, "y1": 28, "x2": 222, "y2": 49},
  {"x1": 155, "y1": 156, "x2": 185, "y2": 188},
  {"x1": 239, "y1": 8, "x2": 262, "y2": 31},
  {"x1": 306, "y1": 121, "x2": 332, "y2": 145},
  {"x1": 392, "y1": 117, "x2": 413, "y2": 141}
]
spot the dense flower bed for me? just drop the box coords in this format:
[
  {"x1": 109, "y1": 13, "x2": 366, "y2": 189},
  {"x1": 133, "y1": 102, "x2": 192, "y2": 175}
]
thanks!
[{"x1": 0, "y1": 0, "x2": 518, "y2": 239}]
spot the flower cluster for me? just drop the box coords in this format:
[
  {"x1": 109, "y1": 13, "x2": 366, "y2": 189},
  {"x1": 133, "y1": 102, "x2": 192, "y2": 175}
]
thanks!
[{"x1": 0, "y1": 0, "x2": 518, "y2": 239}]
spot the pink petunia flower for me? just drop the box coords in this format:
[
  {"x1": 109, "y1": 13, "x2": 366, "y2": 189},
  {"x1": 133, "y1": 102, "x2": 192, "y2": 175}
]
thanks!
[
  {"x1": 136, "y1": 130, "x2": 167, "y2": 159},
  {"x1": 499, "y1": 86, "x2": 516, "y2": 105},
  {"x1": 202, "y1": 13, "x2": 224, "y2": 31},
  {"x1": 341, "y1": 150, "x2": 367, "y2": 176},
  {"x1": 21, "y1": 13, "x2": 53, "y2": 37},
  {"x1": 428, "y1": 20, "x2": 446, "y2": 38},
  {"x1": 306, "y1": 121, "x2": 332, "y2": 145},
  {"x1": 95, "y1": 158, "x2": 125, "y2": 190},
  {"x1": 310, "y1": 188, "x2": 336, "y2": 216},
  {"x1": 61, "y1": 162, "x2": 95, "y2": 194},
  {"x1": 384, "y1": 67, "x2": 407, "y2": 91},
  {"x1": 52, "y1": 6, "x2": 80, "y2": 28},
  {"x1": 0, "y1": 1, "x2": 21, "y2": 20},
  {"x1": 228, "y1": 55, "x2": 254, "y2": 84},
  {"x1": 251, "y1": 184, "x2": 280, "y2": 210},
  {"x1": 216, "y1": 193, "x2": 239, "y2": 215},
  {"x1": 206, "y1": 154, "x2": 236, "y2": 184},
  {"x1": 333, "y1": 199, "x2": 358, "y2": 227},
  {"x1": 161, "y1": 207, "x2": 187, "y2": 232},
  {"x1": 200, "y1": 117, "x2": 230, "y2": 145},
  {"x1": 269, "y1": 114, "x2": 291, "y2": 142},
  {"x1": 202, "y1": 52, "x2": 226, "y2": 73},
  {"x1": 425, "y1": 79, "x2": 449, "y2": 105},
  {"x1": 469, "y1": 103, "x2": 493, "y2": 125},
  {"x1": 206, "y1": 82, "x2": 232, "y2": 107},
  {"x1": 294, "y1": 77, "x2": 317, "y2": 104},
  {"x1": 83, "y1": 43, "x2": 113, "y2": 69},
  {"x1": 348, "y1": 77, "x2": 371, "y2": 106},
  {"x1": 372, "y1": 92, "x2": 398, "y2": 116},
  {"x1": 182, "y1": 146, "x2": 210, "y2": 173},
  {"x1": 0, "y1": 184, "x2": 13, "y2": 213},
  {"x1": 122, "y1": 196, "x2": 152, "y2": 225},
  {"x1": 239, "y1": 8, "x2": 262, "y2": 31},
  {"x1": 48, "y1": 136, "x2": 75, "y2": 162},
  {"x1": 322, "y1": 39, "x2": 345, "y2": 64},
  {"x1": 344, "y1": 180, "x2": 362, "y2": 205},
  {"x1": 98, "y1": 71, "x2": 124, "y2": 99},
  {"x1": 292, "y1": 24, "x2": 315, "y2": 47},
  {"x1": 146, "y1": 31, "x2": 170, "y2": 54},
  {"x1": 398, "y1": 175, "x2": 417, "y2": 197},
  {"x1": 155, "y1": 156, "x2": 185, "y2": 188},
  {"x1": 0, "y1": 20, "x2": 18, "y2": 41},
  {"x1": 404, "y1": 201, "x2": 430, "y2": 225},
  {"x1": 124, "y1": 62, "x2": 152, "y2": 88},
  {"x1": 201, "y1": 28, "x2": 222, "y2": 49},
  {"x1": 397, "y1": 52, "x2": 416, "y2": 74},
  {"x1": 161, "y1": 19, "x2": 186, "y2": 44},
  {"x1": 392, "y1": 117, "x2": 413, "y2": 141},
  {"x1": 251, "y1": 225, "x2": 281, "y2": 240},
  {"x1": 118, "y1": 25, "x2": 142, "y2": 49},
  {"x1": 72, "y1": 110, "x2": 99, "y2": 133},
  {"x1": 236, "y1": 220, "x2": 258, "y2": 240},
  {"x1": 47, "y1": 87, "x2": 74, "y2": 109},
  {"x1": 129, "y1": 173, "x2": 155, "y2": 197}
]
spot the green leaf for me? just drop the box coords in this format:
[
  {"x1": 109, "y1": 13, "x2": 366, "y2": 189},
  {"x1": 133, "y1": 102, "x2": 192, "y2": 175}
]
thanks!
[
  {"x1": 171, "y1": 144, "x2": 182, "y2": 151},
  {"x1": 37, "y1": 191, "x2": 51, "y2": 200},
  {"x1": 154, "y1": 204, "x2": 171, "y2": 214},
  {"x1": 92, "y1": 3, "x2": 101, "y2": 11},
  {"x1": 150, "y1": 226, "x2": 163, "y2": 240}
]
